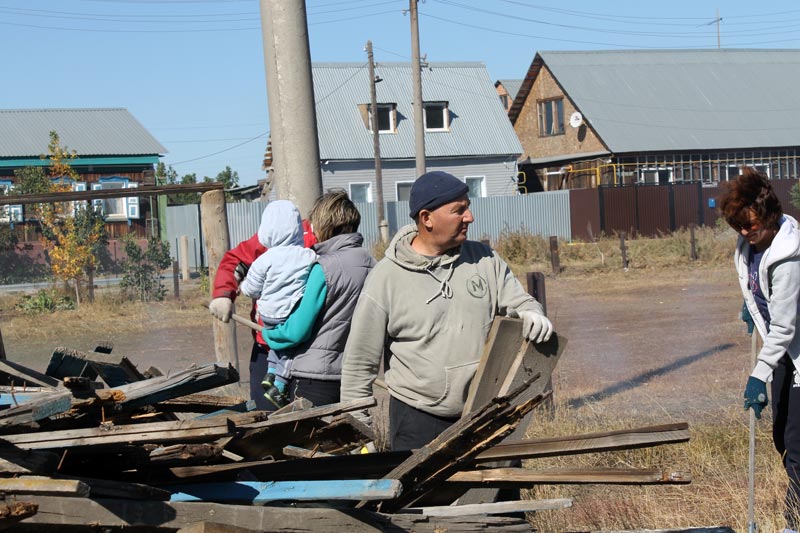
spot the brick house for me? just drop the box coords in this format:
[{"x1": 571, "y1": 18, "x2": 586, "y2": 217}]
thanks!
[{"x1": 510, "y1": 50, "x2": 800, "y2": 191}]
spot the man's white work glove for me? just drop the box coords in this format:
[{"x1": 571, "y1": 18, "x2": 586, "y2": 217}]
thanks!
[
  {"x1": 209, "y1": 297, "x2": 233, "y2": 323},
  {"x1": 507, "y1": 309, "x2": 553, "y2": 343}
]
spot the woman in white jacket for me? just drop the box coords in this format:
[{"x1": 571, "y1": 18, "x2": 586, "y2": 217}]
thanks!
[{"x1": 721, "y1": 167, "x2": 800, "y2": 532}]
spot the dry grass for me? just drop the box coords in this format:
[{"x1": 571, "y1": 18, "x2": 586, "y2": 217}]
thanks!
[
  {"x1": 495, "y1": 225, "x2": 738, "y2": 275},
  {"x1": 523, "y1": 398, "x2": 791, "y2": 531}
]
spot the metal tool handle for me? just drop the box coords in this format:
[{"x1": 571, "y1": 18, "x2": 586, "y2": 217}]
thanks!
[{"x1": 747, "y1": 332, "x2": 758, "y2": 533}]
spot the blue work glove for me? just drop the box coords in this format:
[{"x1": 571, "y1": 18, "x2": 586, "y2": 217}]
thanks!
[
  {"x1": 740, "y1": 301, "x2": 755, "y2": 336},
  {"x1": 743, "y1": 376, "x2": 768, "y2": 419}
]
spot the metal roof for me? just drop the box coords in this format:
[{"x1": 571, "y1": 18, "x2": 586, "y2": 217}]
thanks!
[
  {"x1": 0, "y1": 108, "x2": 167, "y2": 158},
  {"x1": 531, "y1": 49, "x2": 800, "y2": 153},
  {"x1": 313, "y1": 62, "x2": 522, "y2": 160},
  {"x1": 497, "y1": 79, "x2": 523, "y2": 101}
]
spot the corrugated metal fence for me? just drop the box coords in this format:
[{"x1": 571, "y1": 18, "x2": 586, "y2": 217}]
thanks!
[
  {"x1": 165, "y1": 191, "x2": 572, "y2": 267},
  {"x1": 164, "y1": 180, "x2": 800, "y2": 267}
]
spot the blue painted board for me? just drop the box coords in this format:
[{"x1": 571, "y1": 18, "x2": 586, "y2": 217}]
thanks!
[
  {"x1": 169, "y1": 479, "x2": 402, "y2": 504},
  {"x1": 0, "y1": 393, "x2": 48, "y2": 407}
]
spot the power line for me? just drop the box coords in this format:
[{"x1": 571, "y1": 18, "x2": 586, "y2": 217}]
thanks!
[{"x1": 168, "y1": 132, "x2": 268, "y2": 166}]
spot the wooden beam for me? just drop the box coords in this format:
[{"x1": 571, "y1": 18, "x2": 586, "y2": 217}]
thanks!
[
  {"x1": 406, "y1": 498, "x2": 572, "y2": 517},
  {"x1": 0, "y1": 182, "x2": 223, "y2": 206},
  {"x1": 177, "y1": 523, "x2": 261, "y2": 533},
  {"x1": 447, "y1": 467, "x2": 692, "y2": 485},
  {"x1": 46, "y1": 347, "x2": 144, "y2": 386},
  {"x1": 19, "y1": 497, "x2": 532, "y2": 532},
  {"x1": 168, "y1": 479, "x2": 402, "y2": 504},
  {"x1": 0, "y1": 360, "x2": 61, "y2": 389},
  {"x1": 475, "y1": 422, "x2": 690, "y2": 462},
  {"x1": 157, "y1": 394, "x2": 248, "y2": 414},
  {"x1": 0, "y1": 476, "x2": 89, "y2": 497}
]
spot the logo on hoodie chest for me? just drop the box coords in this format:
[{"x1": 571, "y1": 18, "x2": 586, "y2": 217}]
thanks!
[{"x1": 466, "y1": 274, "x2": 488, "y2": 298}]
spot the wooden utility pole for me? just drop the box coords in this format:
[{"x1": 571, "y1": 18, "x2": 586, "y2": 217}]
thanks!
[
  {"x1": 259, "y1": 0, "x2": 322, "y2": 217},
  {"x1": 200, "y1": 190, "x2": 242, "y2": 398},
  {"x1": 366, "y1": 41, "x2": 389, "y2": 243},
  {"x1": 409, "y1": 0, "x2": 426, "y2": 177},
  {"x1": 179, "y1": 235, "x2": 190, "y2": 281}
]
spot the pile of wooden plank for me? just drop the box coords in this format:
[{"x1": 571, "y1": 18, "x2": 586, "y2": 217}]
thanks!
[{"x1": 0, "y1": 320, "x2": 695, "y2": 532}]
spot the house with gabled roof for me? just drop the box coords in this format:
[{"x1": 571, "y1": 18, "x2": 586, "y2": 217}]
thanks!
[
  {"x1": 0, "y1": 108, "x2": 166, "y2": 238},
  {"x1": 510, "y1": 49, "x2": 800, "y2": 191},
  {"x1": 495, "y1": 79, "x2": 523, "y2": 114},
  {"x1": 308, "y1": 62, "x2": 523, "y2": 203}
]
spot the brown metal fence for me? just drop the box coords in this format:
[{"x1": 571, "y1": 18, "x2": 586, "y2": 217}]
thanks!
[
  {"x1": 568, "y1": 188, "x2": 601, "y2": 241},
  {"x1": 590, "y1": 179, "x2": 800, "y2": 237}
]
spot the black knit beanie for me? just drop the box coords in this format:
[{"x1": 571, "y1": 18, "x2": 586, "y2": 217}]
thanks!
[{"x1": 408, "y1": 171, "x2": 470, "y2": 219}]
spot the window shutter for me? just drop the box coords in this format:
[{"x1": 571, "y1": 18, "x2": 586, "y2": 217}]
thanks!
[
  {"x1": 126, "y1": 182, "x2": 139, "y2": 219},
  {"x1": 91, "y1": 183, "x2": 104, "y2": 213}
]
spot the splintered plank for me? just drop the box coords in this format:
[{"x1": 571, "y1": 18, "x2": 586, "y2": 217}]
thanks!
[
  {"x1": 0, "y1": 500, "x2": 38, "y2": 530},
  {"x1": 0, "y1": 391, "x2": 73, "y2": 430},
  {"x1": 474, "y1": 422, "x2": 690, "y2": 462},
  {"x1": 406, "y1": 498, "x2": 572, "y2": 517},
  {"x1": 447, "y1": 467, "x2": 692, "y2": 485},
  {"x1": 168, "y1": 479, "x2": 402, "y2": 504},
  {"x1": 46, "y1": 347, "x2": 145, "y2": 386},
  {"x1": 371, "y1": 379, "x2": 545, "y2": 513},
  {"x1": 20, "y1": 497, "x2": 532, "y2": 532},
  {"x1": 0, "y1": 360, "x2": 61, "y2": 388},
  {"x1": 460, "y1": 318, "x2": 566, "y2": 506},
  {"x1": 0, "y1": 415, "x2": 257, "y2": 450},
  {"x1": 158, "y1": 394, "x2": 249, "y2": 414},
  {"x1": 229, "y1": 397, "x2": 376, "y2": 459},
  {"x1": 96, "y1": 363, "x2": 240, "y2": 412}
]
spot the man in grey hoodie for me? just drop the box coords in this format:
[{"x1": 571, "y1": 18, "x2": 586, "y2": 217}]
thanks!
[{"x1": 341, "y1": 171, "x2": 553, "y2": 451}]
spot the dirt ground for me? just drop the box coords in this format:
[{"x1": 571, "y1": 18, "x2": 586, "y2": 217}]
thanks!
[{"x1": 1, "y1": 264, "x2": 749, "y2": 428}]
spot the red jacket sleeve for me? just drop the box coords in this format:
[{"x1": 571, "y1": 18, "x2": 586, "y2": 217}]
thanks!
[
  {"x1": 303, "y1": 219, "x2": 318, "y2": 248},
  {"x1": 212, "y1": 234, "x2": 266, "y2": 301}
]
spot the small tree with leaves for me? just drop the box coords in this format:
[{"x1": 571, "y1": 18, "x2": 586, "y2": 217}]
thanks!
[
  {"x1": 119, "y1": 235, "x2": 172, "y2": 302},
  {"x1": 34, "y1": 132, "x2": 107, "y2": 304}
]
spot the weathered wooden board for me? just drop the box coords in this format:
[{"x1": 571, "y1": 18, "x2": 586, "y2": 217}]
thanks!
[
  {"x1": 46, "y1": 347, "x2": 145, "y2": 386},
  {"x1": 447, "y1": 467, "x2": 692, "y2": 485},
  {"x1": 0, "y1": 361, "x2": 61, "y2": 389},
  {"x1": 0, "y1": 476, "x2": 89, "y2": 497},
  {"x1": 176, "y1": 523, "x2": 261, "y2": 533},
  {"x1": 0, "y1": 391, "x2": 72, "y2": 430},
  {"x1": 0, "y1": 501, "x2": 38, "y2": 532},
  {"x1": 406, "y1": 497, "x2": 572, "y2": 517},
  {"x1": 16, "y1": 497, "x2": 532, "y2": 532},
  {"x1": 169, "y1": 479, "x2": 402, "y2": 504},
  {"x1": 65, "y1": 475, "x2": 170, "y2": 500},
  {"x1": 0, "y1": 447, "x2": 59, "y2": 475}
]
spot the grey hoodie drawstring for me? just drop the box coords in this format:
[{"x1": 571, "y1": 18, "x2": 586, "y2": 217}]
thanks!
[{"x1": 425, "y1": 263, "x2": 455, "y2": 304}]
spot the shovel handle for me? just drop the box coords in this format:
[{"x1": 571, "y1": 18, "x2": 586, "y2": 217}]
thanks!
[{"x1": 204, "y1": 303, "x2": 261, "y2": 332}]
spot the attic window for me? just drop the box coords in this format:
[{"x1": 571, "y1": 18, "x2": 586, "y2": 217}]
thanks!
[
  {"x1": 368, "y1": 103, "x2": 397, "y2": 133},
  {"x1": 424, "y1": 101, "x2": 449, "y2": 131},
  {"x1": 537, "y1": 98, "x2": 564, "y2": 137}
]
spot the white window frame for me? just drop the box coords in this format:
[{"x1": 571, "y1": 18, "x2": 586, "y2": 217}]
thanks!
[
  {"x1": 727, "y1": 165, "x2": 770, "y2": 181},
  {"x1": 92, "y1": 176, "x2": 140, "y2": 221},
  {"x1": 0, "y1": 180, "x2": 21, "y2": 223},
  {"x1": 638, "y1": 167, "x2": 673, "y2": 185},
  {"x1": 368, "y1": 103, "x2": 397, "y2": 134},
  {"x1": 537, "y1": 98, "x2": 565, "y2": 137},
  {"x1": 464, "y1": 176, "x2": 487, "y2": 198},
  {"x1": 395, "y1": 180, "x2": 415, "y2": 203},
  {"x1": 423, "y1": 101, "x2": 449, "y2": 132},
  {"x1": 349, "y1": 182, "x2": 373, "y2": 204}
]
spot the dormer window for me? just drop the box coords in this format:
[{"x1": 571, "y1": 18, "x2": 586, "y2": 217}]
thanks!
[
  {"x1": 368, "y1": 103, "x2": 397, "y2": 133},
  {"x1": 424, "y1": 101, "x2": 449, "y2": 132}
]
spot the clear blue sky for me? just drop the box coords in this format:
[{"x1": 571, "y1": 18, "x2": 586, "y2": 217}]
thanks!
[{"x1": 3, "y1": 0, "x2": 800, "y2": 186}]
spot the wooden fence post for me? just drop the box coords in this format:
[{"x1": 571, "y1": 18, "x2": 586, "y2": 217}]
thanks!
[
  {"x1": 179, "y1": 235, "x2": 190, "y2": 281},
  {"x1": 0, "y1": 328, "x2": 6, "y2": 360},
  {"x1": 549, "y1": 236, "x2": 561, "y2": 275},
  {"x1": 87, "y1": 267, "x2": 95, "y2": 304},
  {"x1": 525, "y1": 272, "x2": 547, "y2": 316},
  {"x1": 200, "y1": 190, "x2": 243, "y2": 398},
  {"x1": 620, "y1": 231, "x2": 629, "y2": 270},
  {"x1": 172, "y1": 261, "x2": 180, "y2": 300},
  {"x1": 689, "y1": 224, "x2": 698, "y2": 260}
]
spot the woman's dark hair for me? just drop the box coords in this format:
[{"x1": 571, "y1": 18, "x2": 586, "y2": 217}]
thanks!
[{"x1": 719, "y1": 167, "x2": 782, "y2": 230}]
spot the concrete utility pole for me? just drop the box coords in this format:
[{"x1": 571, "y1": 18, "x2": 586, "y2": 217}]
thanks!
[
  {"x1": 409, "y1": 0, "x2": 426, "y2": 177},
  {"x1": 259, "y1": 0, "x2": 323, "y2": 217},
  {"x1": 259, "y1": 0, "x2": 284, "y2": 196},
  {"x1": 366, "y1": 41, "x2": 389, "y2": 243}
]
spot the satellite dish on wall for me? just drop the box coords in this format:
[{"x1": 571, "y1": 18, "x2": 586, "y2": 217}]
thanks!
[{"x1": 569, "y1": 111, "x2": 583, "y2": 129}]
